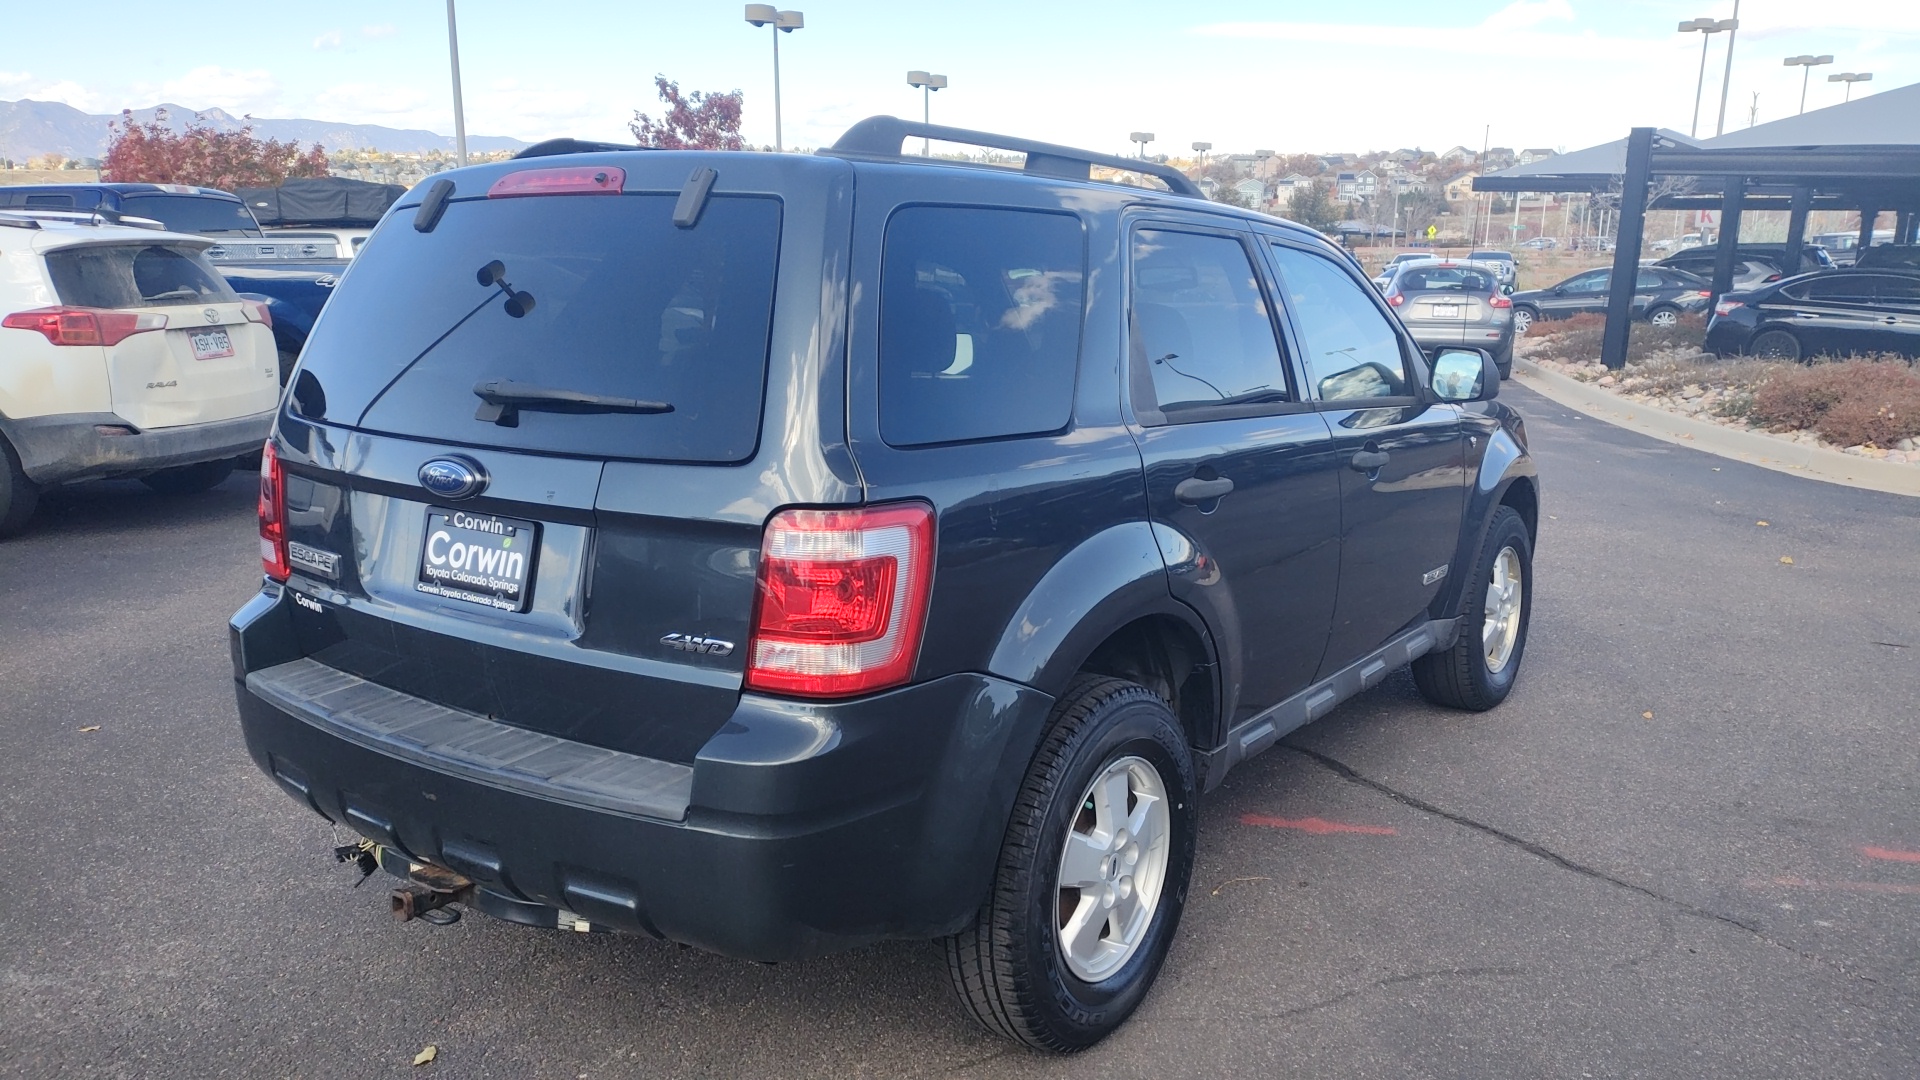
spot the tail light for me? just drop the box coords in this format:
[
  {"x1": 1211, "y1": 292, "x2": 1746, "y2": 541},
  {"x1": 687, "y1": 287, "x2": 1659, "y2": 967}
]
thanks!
[
  {"x1": 488, "y1": 166, "x2": 625, "y2": 198},
  {"x1": 259, "y1": 441, "x2": 290, "y2": 582},
  {"x1": 3, "y1": 306, "x2": 167, "y2": 346},
  {"x1": 745, "y1": 503, "x2": 935, "y2": 698},
  {"x1": 1386, "y1": 293, "x2": 1405, "y2": 307},
  {"x1": 1489, "y1": 294, "x2": 1513, "y2": 309},
  {"x1": 1714, "y1": 300, "x2": 1745, "y2": 317},
  {"x1": 241, "y1": 299, "x2": 273, "y2": 328},
  {"x1": 1693, "y1": 290, "x2": 1712, "y2": 299}
]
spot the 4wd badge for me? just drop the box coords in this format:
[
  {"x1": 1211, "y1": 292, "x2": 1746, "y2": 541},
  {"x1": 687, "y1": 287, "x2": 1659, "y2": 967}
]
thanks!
[{"x1": 661, "y1": 633, "x2": 734, "y2": 657}]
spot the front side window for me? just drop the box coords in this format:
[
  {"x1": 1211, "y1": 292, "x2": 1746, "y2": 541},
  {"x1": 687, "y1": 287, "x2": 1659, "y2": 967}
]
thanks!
[
  {"x1": 1269, "y1": 245, "x2": 1410, "y2": 402},
  {"x1": 44, "y1": 243, "x2": 238, "y2": 308},
  {"x1": 1564, "y1": 270, "x2": 1610, "y2": 293},
  {"x1": 1130, "y1": 229, "x2": 1291, "y2": 417},
  {"x1": 879, "y1": 206, "x2": 1085, "y2": 447}
]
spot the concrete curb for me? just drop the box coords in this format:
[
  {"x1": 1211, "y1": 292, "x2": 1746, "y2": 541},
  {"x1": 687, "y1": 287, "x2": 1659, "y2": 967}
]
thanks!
[{"x1": 1511, "y1": 358, "x2": 1920, "y2": 498}]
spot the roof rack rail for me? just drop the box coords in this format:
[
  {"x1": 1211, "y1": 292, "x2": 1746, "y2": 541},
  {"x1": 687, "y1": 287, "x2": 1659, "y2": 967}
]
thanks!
[
  {"x1": 513, "y1": 138, "x2": 654, "y2": 159},
  {"x1": 826, "y1": 115, "x2": 1205, "y2": 199}
]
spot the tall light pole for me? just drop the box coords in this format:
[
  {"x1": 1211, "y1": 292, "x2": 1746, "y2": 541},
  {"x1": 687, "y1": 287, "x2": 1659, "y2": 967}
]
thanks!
[
  {"x1": 745, "y1": 6, "x2": 804, "y2": 151},
  {"x1": 1130, "y1": 132, "x2": 1154, "y2": 159},
  {"x1": 906, "y1": 71, "x2": 947, "y2": 156},
  {"x1": 1784, "y1": 54, "x2": 1834, "y2": 115},
  {"x1": 1828, "y1": 71, "x2": 1872, "y2": 102},
  {"x1": 1678, "y1": 18, "x2": 1736, "y2": 138},
  {"x1": 1713, "y1": 0, "x2": 1742, "y2": 137},
  {"x1": 446, "y1": 0, "x2": 468, "y2": 165},
  {"x1": 1191, "y1": 141, "x2": 1212, "y2": 166}
]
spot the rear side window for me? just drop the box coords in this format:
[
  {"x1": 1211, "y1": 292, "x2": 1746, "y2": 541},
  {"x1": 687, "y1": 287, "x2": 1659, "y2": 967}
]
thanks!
[
  {"x1": 24, "y1": 194, "x2": 76, "y2": 208},
  {"x1": 117, "y1": 194, "x2": 260, "y2": 235},
  {"x1": 1793, "y1": 276, "x2": 1877, "y2": 303},
  {"x1": 44, "y1": 244, "x2": 238, "y2": 308},
  {"x1": 878, "y1": 206, "x2": 1084, "y2": 447},
  {"x1": 297, "y1": 193, "x2": 782, "y2": 465}
]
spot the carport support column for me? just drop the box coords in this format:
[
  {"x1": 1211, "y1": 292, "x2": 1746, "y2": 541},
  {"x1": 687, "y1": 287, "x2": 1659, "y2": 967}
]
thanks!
[
  {"x1": 1856, "y1": 207, "x2": 1879, "y2": 254},
  {"x1": 1708, "y1": 180, "x2": 1745, "y2": 312},
  {"x1": 1782, "y1": 186, "x2": 1812, "y2": 272},
  {"x1": 1600, "y1": 127, "x2": 1654, "y2": 371},
  {"x1": 1901, "y1": 210, "x2": 1919, "y2": 245}
]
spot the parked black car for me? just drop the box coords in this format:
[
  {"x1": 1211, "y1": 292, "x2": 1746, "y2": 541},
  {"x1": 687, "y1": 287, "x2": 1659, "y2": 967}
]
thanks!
[
  {"x1": 1380, "y1": 260, "x2": 1516, "y2": 377},
  {"x1": 1706, "y1": 269, "x2": 1920, "y2": 361},
  {"x1": 1509, "y1": 266, "x2": 1713, "y2": 334},
  {"x1": 1654, "y1": 243, "x2": 1834, "y2": 290},
  {"x1": 230, "y1": 117, "x2": 1540, "y2": 1051},
  {"x1": 1856, "y1": 245, "x2": 1920, "y2": 271},
  {"x1": 0, "y1": 182, "x2": 261, "y2": 235}
]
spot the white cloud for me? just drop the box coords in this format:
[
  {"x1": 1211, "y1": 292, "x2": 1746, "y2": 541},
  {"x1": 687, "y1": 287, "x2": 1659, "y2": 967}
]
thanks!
[
  {"x1": 30, "y1": 80, "x2": 102, "y2": 111},
  {"x1": 313, "y1": 30, "x2": 343, "y2": 50},
  {"x1": 1482, "y1": 0, "x2": 1576, "y2": 31},
  {"x1": 361, "y1": 24, "x2": 397, "y2": 40},
  {"x1": 0, "y1": 70, "x2": 32, "y2": 91},
  {"x1": 156, "y1": 67, "x2": 279, "y2": 114},
  {"x1": 315, "y1": 83, "x2": 432, "y2": 119}
]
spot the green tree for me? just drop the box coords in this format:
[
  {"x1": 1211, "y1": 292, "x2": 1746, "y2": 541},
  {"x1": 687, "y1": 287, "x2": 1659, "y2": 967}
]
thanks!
[{"x1": 1285, "y1": 180, "x2": 1339, "y2": 233}]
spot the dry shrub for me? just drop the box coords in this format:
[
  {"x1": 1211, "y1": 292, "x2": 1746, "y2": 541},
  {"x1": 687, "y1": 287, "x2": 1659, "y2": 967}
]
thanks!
[
  {"x1": 1527, "y1": 312, "x2": 1706, "y2": 364},
  {"x1": 1750, "y1": 361, "x2": 1920, "y2": 446}
]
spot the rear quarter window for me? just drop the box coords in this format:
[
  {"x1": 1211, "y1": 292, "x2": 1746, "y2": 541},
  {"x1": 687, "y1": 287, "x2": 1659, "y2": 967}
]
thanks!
[
  {"x1": 44, "y1": 244, "x2": 238, "y2": 308},
  {"x1": 878, "y1": 205, "x2": 1085, "y2": 447}
]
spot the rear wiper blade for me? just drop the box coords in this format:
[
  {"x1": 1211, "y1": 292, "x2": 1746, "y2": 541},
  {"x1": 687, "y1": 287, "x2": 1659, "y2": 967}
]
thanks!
[{"x1": 473, "y1": 379, "x2": 673, "y2": 427}]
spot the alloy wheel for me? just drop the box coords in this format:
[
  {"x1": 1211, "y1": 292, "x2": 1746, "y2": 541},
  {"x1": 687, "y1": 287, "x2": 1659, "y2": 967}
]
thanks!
[
  {"x1": 1483, "y1": 545, "x2": 1524, "y2": 672},
  {"x1": 1055, "y1": 755, "x2": 1171, "y2": 983}
]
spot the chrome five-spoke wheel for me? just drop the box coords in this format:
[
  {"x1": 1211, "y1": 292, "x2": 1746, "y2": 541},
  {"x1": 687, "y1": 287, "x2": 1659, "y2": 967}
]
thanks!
[
  {"x1": 1483, "y1": 545, "x2": 1524, "y2": 672},
  {"x1": 1055, "y1": 755, "x2": 1171, "y2": 983}
]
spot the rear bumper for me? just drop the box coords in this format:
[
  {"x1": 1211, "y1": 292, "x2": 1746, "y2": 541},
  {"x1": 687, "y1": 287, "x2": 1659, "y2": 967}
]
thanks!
[
  {"x1": 2, "y1": 409, "x2": 273, "y2": 485},
  {"x1": 229, "y1": 586, "x2": 1056, "y2": 962},
  {"x1": 1407, "y1": 321, "x2": 1514, "y2": 355}
]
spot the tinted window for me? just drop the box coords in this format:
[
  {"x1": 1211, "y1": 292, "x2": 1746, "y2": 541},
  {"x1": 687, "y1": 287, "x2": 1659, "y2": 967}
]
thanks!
[
  {"x1": 1468, "y1": 251, "x2": 1514, "y2": 264},
  {"x1": 117, "y1": 194, "x2": 260, "y2": 236},
  {"x1": 1635, "y1": 269, "x2": 1666, "y2": 289},
  {"x1": 44, "y1": 243, "x2": 238, "y2": 308},
  {"x1": 1270, "y1": 245, "x2": 1409, "y2": 401},
  {"x1": 1875, "y1": 276, "x2": 1920, "y2": 304},
  {"x1": 1399, "y1": 266, "x2": 1495, "y2": 292},
  {"x1": 1798, "y1": 276, "x2": 1878, "y2": 303},
  {"x1": 24, "y1": 194, "x2": 75, "y2": 208},
  {"x1": 879, "y1": 206, "x2": 1084, "y2": 447},
  {"x1": 298, "y1": 193, "x2": 782, "y2": 465},
  {"x1": 1130, "y1": 229, "x2": 1290, "y2": 415},
  {"x1": 1563, "y1": 270, "x2": 1609, "y2": 292}
]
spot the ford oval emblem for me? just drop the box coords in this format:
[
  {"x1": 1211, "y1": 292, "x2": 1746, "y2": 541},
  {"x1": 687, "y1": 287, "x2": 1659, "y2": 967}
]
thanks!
[{"x1": 418, "y1": 456, "x2": 487, "y2": 500}]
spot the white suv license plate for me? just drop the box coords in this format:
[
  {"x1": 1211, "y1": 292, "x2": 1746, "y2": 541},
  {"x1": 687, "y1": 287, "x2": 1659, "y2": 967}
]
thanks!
[
  {"x1": 1432, "y1": 305, "x2": 1464, "y2": 319},
  {"x1": 416, "y1": 508, "x2": 538, "y2": 612},
  {"x1": 189, "y1": 329, "x2": 234, "y2": 360}
]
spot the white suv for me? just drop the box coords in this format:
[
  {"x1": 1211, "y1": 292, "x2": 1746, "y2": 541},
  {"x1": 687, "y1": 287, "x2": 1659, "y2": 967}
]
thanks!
[{"x1": 0, "y1": 211, "x2": 280, "y2": 536}]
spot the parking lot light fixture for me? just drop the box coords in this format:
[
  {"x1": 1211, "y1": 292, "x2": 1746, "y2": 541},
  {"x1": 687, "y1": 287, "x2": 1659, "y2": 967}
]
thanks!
[
  {"x1": 1130, "y1": 132, "x2": 1154, "y2": 159},
  {"x1": 1783, "y1": 54, "x2": 1834, "y2": 115},
  {"x1": 1678, "y1": 18, "x2": 1737, "y2": 139},
  {"x1": 1192, "y1": 141, "x2": 1211, "y2": 165},
  {"x1": 746, "y1": 6, "x2": 805, "y2": 151},
  {"x1": 1829, "y1": 71, "x2": 1872, "y2": 102},
  {"x1": 906, "y1": 71, "x2": 947, "y2": 156}
]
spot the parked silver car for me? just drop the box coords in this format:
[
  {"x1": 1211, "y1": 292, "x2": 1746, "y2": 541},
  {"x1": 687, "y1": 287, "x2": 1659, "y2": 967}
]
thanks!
[{"x1": 1381, "y1": 259, "x2": 1516, "y2": 377}]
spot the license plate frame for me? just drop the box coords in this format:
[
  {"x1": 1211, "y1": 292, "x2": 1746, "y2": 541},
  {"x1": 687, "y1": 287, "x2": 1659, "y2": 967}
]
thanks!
[
  {"x1": 189, "y1": 329, "x2": 234, "y2": 360},
  {"x1": 416, "y1": 507, "x2": 539, "y2": 613},
  {"x1": 1431, "y1": 304, "x2": 1464, "y2": 319}
]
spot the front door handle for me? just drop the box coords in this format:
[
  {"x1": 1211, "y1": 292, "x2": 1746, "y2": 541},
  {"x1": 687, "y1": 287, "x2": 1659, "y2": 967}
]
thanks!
[
  {"x1": 1350, "y1": 449, "x2": 1391, "y2": 472},
  {"x1": 1174, "y1": 476, "x2": 1235, "y2": 505}
]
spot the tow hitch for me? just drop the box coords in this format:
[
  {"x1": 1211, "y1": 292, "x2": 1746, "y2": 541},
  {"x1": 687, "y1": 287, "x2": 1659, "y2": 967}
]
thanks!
[{"x1": 335, "y1": 840, "x2": 475, "y2": 925}]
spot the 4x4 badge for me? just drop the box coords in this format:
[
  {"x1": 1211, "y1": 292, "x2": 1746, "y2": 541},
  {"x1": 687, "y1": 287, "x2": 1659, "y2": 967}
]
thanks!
[{"x1": 661, "y1": 633, "x2": 734, "y2": 657}]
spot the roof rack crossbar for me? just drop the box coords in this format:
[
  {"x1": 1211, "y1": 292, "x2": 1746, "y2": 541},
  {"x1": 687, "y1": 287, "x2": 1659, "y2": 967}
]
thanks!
[{"x1": 826, "y1": 116, "x2": 1204, "y2": 199}]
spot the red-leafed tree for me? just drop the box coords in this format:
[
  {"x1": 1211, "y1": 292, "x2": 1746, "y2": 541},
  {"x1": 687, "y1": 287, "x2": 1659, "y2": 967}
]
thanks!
[
  {"x1": 629, "y1": 77, "x2": 745, "y2": 150},
  {"x1": 103, "y1": 109, "x2": 330, "y2": 189}
]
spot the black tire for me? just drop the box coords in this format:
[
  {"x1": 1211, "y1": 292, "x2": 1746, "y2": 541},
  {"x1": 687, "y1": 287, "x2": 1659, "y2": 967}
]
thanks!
[
  {"x1": 0, "y1": 435, "x2": 39, "y2": 539},
  {"x1": 1412, "y1": 506, "x2": 1532, "y2": 712},
  {"x1": 1750, "y1": 328, "x2": 1803, "y2": 362},
  {"x1": 1494, "y1": 341, "x2": 1513, "y2": 380},
  {"x1": 1512, "y1": 306, "x2": 1538, "y2": 336},
  {"x1": 139, "y1": 459, "x2": 235, "y2": 495},
  {"x1": 1645, "y1": 304, "x2": 1680, "y2": 328},
  {"x1": 277, "y1": 348, "x2": 299, "y2": 387},
  {"x1": 943, "y1": 676, "x2": 1197, "y2": 1052}
]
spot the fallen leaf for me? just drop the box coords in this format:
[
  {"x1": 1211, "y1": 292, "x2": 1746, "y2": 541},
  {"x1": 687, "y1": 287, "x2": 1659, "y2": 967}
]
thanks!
[
  {"x1": 1642, "y1": 711, "x2": 1654, "y2": 720},
  {"x1": 78, "y1": 726, "x2": 100, "y2": 733},
  {"x1": 1712, "y1": 467, "x2": 1722, "y2": 472},
  {"x1": 1780, "y1": 556, "x2": 1795, "y2": 565},
  {"x1": 1756, "y1": 520, "x2": 1769, "y2": 527},
  {"x1": 413, "y1": 1046, "x2": 437, "y2": 1067}
]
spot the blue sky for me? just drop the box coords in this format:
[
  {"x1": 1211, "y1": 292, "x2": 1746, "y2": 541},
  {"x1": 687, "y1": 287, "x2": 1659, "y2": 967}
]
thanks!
[{"x1": 4, "y1": 1, "x2": 1915, "y2": 155}]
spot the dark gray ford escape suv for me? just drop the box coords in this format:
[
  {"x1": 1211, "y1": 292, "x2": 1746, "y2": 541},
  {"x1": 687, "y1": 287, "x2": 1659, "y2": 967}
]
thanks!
[{"x1": 231, "y1": 117, "x2": 1539, "y2": 1051}]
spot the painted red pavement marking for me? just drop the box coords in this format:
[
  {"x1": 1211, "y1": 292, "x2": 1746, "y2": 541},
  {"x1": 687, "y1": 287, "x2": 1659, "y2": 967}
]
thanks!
[
  {"x1": 1754, "y1": 876, "x2": 1920, "y2": 896},
  {"x1": 1240, "y1": 813, "x2": 1397, "y2": 836},
  {"x1": 1860, "y1": 846, "x2": 1920, "y2": 864}
]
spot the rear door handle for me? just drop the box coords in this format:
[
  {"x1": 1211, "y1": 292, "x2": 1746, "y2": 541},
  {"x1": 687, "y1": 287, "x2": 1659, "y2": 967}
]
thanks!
[
  {"x1": 1174, "y1": 476, "x2": 1235, "y2": 505},
  {"x1": 1350, "y1": 449, "x2": 1391, "y2": 472}
]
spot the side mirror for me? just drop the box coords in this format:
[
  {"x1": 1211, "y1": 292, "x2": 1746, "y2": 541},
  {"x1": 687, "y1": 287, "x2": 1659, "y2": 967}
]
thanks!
[
  {"x1": 1551, "y1": 285, "x2": 1565, "y2": 295},
  {"x1": 1502, "y1": 283, "x2": 1515, "y2": 296},
  {"x1": 1430, "y1": 348, "x2": 1500, "y2": 403}
]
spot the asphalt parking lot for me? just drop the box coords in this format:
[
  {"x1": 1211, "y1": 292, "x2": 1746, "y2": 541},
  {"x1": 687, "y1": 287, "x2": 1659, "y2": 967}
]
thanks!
[{"x1": 3, "y1": 384, "x2": 1917, "y2": 1079}]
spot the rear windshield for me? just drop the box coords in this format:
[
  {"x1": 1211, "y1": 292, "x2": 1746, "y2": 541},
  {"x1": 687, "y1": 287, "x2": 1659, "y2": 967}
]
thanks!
[
  {"x1": 117, "y1": 194, "x2": 261, "y2": 236},
  {"x1": 1399, "y1": 266, "x2": 1494, "y2": 292},
  {"x1": 45, "y1": 243, "x2": 238, "y2": 308},
  {"x1": 1468, "y1": 251, "x2": 1514, "y2": 263},
  {"x1": 295, "y1": 192, "x2": 782, "y2": 465}
]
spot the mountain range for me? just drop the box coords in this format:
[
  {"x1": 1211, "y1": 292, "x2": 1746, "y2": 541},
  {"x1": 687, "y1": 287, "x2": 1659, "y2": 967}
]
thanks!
[{"x1": 0, "y1": 99, "x2": 530, "y2": 160}]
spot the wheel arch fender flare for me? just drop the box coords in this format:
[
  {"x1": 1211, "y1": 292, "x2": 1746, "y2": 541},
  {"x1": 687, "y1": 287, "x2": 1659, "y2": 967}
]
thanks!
[{"x1": 1434, "y1": 429, "x2": 1538, "y2": 621}]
